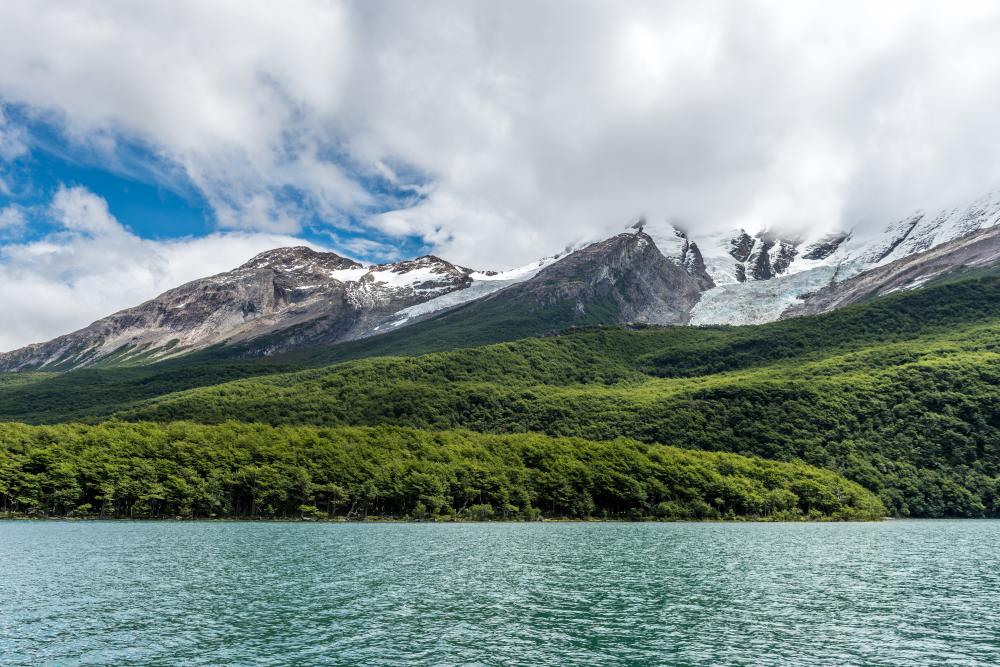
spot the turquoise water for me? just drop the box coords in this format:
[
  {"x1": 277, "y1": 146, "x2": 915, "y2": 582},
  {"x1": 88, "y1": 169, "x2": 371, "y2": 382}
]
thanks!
[{"x1": 1, "y1": 521, "x2": 998, "y2": 666}]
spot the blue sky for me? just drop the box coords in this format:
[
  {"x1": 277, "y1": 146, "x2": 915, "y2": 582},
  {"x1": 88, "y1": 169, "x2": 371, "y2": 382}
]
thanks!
[{"x1": 0, "y1": 106, "x2": 432, "y2": 260}]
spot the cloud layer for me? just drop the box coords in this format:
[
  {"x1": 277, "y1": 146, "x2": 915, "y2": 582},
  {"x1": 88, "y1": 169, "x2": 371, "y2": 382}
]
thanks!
[
  {"x1": 3, "y1": 1, "x2": 1000, "y2": 348},
  {"x1": 4, "y1": 1, "x2": 1000, "y2": 265}
]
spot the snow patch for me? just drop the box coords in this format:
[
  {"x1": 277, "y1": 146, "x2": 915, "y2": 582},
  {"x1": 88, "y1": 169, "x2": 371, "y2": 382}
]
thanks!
[{"x1": 390, "y1": 256, "x2": 560, "y2": 322}]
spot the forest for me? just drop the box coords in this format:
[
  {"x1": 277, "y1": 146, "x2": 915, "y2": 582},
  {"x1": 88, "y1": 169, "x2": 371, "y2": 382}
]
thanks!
[
  {"x1": 0, "y1": 422, "x2": 884, "y2": 521},
  {"x1": 117, "y1": 319, "x2": 1000, "y2": 517}
]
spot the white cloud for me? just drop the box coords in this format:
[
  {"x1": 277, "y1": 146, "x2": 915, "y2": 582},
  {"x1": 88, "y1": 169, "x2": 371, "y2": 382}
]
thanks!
[
  {"x1": 0, "y1": 205, "x2": 26, "y2": 238},
  {"x1": 0, "y1": 107, "x2": 27, "y2": 194},
  {"x1": 1, "y1": 1, "x2": 1000, "y2": 270},
  {"x1": 0, "y1": 108, "x2": 26, "y2": 161},
  {"x1": 0, "y1": 186, "x2": 323, "y2": 351},
  {"x1": 50, "y1": 185, "x2": 123, "y2": 236}
]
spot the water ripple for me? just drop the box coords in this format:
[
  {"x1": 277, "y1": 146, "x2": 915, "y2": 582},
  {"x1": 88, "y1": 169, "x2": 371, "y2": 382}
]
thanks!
[{"x1": 1, "y1": 521, "x2": 999, "y2": 666}]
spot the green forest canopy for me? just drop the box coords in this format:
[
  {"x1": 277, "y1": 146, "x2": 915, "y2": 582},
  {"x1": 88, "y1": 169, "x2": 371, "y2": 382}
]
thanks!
[{"x1": 0, "y1": 421, "x2": 884, "y2": 521}]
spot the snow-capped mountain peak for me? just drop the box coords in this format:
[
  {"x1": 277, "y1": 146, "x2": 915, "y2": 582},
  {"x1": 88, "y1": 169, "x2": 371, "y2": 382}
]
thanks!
[
  {"x1": 5, "y1": 187, "x2": 1000, "y2": 371},
  {"x1": 686, "y1": 188, "x2": 1000, "y2": 325}
]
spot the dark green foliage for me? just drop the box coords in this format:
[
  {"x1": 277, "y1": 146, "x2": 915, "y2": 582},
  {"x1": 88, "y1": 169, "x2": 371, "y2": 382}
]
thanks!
[
  {"x1": 116, "y1": 346, "x2": 1000, "y2": 518},
  {"x1": 0, "y1": 421, "x2": 883, "y2": 521},
  {"x1": 0, "y1": 360, "x2": 302, "y2": 423},
  {"x1": 0, "y1": 372, "x2": 57, "y2": 388}
]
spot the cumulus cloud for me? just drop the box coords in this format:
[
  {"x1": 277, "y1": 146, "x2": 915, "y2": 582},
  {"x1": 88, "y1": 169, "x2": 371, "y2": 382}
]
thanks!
[
  {"x1": 2, "y1": 1, "x2": 1000, "y2": 270},
  {"x1": 0, "y1": 108, "x2": 26, "y2": 160},
  {"x1": 0, "y1": 205, "x2": 26, "y2": 239},
  {"x1": 0, "y1": 107, "x2": 28, "y2": 195},
  {"x1": 0, "y1": 186, "x2": 323, "y2": 351}
]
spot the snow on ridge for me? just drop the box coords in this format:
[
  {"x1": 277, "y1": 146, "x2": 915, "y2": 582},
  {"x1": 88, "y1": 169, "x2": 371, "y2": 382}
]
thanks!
[
  {"x1": 640, "y1": 220, "x2": 688, "y2": 260},
  {"x1": 680, "y1": 188, "x2": 1000, "y2": 326},
  {"x1": 367, "y1": 265, "x2": 451, "y2": 289},
  {"x1": 327, "y1": 267, "x2": 369, "y2": 282},
  {"x1": 389, "y1": 255, "x2": 562, "y2": 325}
]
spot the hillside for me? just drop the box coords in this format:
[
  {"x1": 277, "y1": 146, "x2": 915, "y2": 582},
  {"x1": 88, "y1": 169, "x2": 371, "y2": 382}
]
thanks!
[
  {"x1": 2, "y1": 271, "x2": 998, "y2": 518},
  {"x1": 3, "y1": 268, "x2": 997, "y2": 424}
]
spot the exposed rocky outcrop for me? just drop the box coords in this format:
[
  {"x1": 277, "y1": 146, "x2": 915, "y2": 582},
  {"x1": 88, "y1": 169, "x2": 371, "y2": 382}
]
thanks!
[
  {"x1": 769, "y1": 239, "x2": 798, "y2": 275},
  {"x1": 472, "y1": 231, "x2": 709, "y2": 326},
  {"x1": 729, "y1": 231, "x2": 755, "y2": 263},
  {"x1": 728, "y1": 230, "x2": 800, "y2": 282},
  {"x1": 783, "y1": 225, "x2": 1000, "y2": 318},
  {"x1": 0, "y1": 247, "x2": 476, "y2": 371},
  {"x1": 802, "y1": 232, "x2": 850, "y2": 261},
  {"x1": 670, "y1": 229, "x2": 715, "y2": 291}
]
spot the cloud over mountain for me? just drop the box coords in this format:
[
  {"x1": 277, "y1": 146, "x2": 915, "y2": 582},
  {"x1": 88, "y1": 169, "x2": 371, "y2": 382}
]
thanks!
[{"x1": 1, "y1": 1, "x2": 999, "y2": 269}]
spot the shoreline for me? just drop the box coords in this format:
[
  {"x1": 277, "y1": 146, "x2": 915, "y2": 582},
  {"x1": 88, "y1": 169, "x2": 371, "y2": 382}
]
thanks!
[{"x1": 0, "y1": 514, "x2": 894, "y2": 524}]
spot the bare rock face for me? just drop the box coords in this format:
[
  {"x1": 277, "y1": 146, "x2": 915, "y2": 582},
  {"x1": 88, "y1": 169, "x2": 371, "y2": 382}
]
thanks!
[
  {"x1": 728, "y1": 230, "x2": 801, "y2": 282},
  {"x1": 670, "y1": 230, "x2": 715, "y2": 291},
  {"x1": 783, "y1": 225, "x2": 1000, "y2": 318},
  {"x1": 802, "y1": 232, "x2": 850, "y2": 261},
  {"x1": 718, "y1": 228, "x2": 808, "y2": 283},
  {"x1": 769, "y1": 239, "x2": 798, "y2": 275},
  {"x1": 0, "y1": 247, "x2": 476, "y2": 371},
  {"x1": 729, "y1": 231, "x2": 755, "y2": 264},
  {"x1": 471, "y1": 231, "x2": 710, "y2": 327}
]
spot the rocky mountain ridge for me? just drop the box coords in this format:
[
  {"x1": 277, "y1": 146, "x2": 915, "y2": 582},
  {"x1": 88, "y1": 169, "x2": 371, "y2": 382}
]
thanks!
[
  {"x1": 684, "y1": 189, "x2": 1000, "y2": 324},
  {"x1": 0, "y1": 247, "x2": 480, "y2": 371},
  {"x1": 3, "y1": 188, "x2": 1000, "y2": 371}
]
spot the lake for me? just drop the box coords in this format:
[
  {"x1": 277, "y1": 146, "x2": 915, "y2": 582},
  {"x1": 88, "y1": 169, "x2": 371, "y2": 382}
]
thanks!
[{"x1": 1, "y1": 520, "x2": 998, "y2": 666}]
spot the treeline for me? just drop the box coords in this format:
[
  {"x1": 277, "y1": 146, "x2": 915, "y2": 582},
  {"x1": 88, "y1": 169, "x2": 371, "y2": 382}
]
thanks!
[{"x1": 0, "y1": 422, "x2": 883, "y2": 521}]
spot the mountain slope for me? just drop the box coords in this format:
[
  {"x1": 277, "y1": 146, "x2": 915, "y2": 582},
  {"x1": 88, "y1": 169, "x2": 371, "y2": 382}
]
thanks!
[
  {"x1": 4, "y1": 189, "x2": 1000, "y2": 371},
  {"x1": 467, "y1": 230, "x2": 711, "y2": 326},
  {"x1": 215, "y1": 230, "x2": 712, "y2": 363},
  {"x1": 4, "y1": 255, "x2": 997, "y2": 426},
  {"x1": 681, "y1": 189, "x2": 1000, "y2": 324},
  {"x1": 2, "y1": 270, "x2": 999, "y2": 517},
  {"x1": 784, "y1": 225, "x2": 1000, "y2": 317},
  {"x1": 0, "y1": 247, "x2": 538, "y2": 371}
]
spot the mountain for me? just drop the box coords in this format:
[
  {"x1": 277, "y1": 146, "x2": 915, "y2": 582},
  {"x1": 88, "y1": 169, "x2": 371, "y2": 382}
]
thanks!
[
  {"x1": 785, "y1": 224, "x2": 1000, "y2": 317},
  {"x1": 3, "y1": 246, "x2": 1000, "y2": 518},
  {"x1": 681, "y1": 189, "x2": 1000, "y2": 324},
  {"x1": 6, "y1": 268, "x2": 992, "y2": 518},
  {"x1": 236, "y1": 229, "x2": 713, "y2": 363},
  {"x1": 4, "y1": 189, "x2": 1000, "y2": 371},
  {"x1": 0, "y1": 230, "x2": 705, "y2": 371},
  {"x1": 450, "y1": 230, "x2": 712, "y2": 327},
  {"x1": 0, "y1": 246, "x2": 555, "y2": 371}
]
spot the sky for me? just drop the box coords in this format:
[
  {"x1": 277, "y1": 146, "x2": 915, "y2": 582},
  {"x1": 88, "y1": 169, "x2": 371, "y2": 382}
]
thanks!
[{"x1": 3, "y1": 0, "x2": 1000, "y2": 350}]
